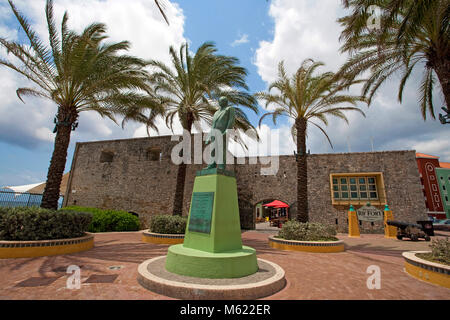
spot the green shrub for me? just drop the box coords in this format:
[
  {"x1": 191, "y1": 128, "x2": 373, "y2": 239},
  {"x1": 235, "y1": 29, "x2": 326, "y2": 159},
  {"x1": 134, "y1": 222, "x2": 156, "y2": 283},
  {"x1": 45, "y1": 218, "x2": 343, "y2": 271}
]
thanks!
[
  {"x1": 149, "y1": 215, "x2": 187, "y2": 234},
  {"x1": 429, "y1": 238, "x2": 450, "y2": 264},
  {"x1": 62, "y1": 206, "x2": 140, "y2": 232},
  {"x1": 277, "y1": 220, "x2": 338, "y2": 241},
  {"x1": 0, "y1": 207, "x2": 92, "y2": 241}
]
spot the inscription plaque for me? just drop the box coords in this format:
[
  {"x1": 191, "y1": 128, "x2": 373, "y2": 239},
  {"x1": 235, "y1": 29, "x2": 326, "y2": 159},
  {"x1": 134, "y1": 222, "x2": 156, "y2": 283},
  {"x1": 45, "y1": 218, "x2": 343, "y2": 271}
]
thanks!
[
  {"x1": 188, "y1": 192, "x2": 215, "y2": 234},
  {"x1": 357, "y1": 204, "x2": 383, "y2": 222}
]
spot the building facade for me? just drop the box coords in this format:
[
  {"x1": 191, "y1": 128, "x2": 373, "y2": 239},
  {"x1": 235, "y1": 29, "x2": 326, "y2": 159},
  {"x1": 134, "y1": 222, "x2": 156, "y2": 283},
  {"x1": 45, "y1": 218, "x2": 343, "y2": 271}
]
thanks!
[
  {"x1": 416, "y1": 153, "x2": 447, "y2": 219},
  {"x1": 63, "y1": 135, "x2": 428, "y2": 232},
  {"x1": 435, "y1": 167, "x2": 450, "y2": 219}
]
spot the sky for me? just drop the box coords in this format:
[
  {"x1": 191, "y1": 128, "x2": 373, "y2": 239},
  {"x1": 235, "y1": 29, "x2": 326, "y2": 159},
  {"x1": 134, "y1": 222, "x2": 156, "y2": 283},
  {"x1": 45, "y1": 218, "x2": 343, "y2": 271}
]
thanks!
[{"x1": 0, "y1": 0, "x2": 449, "y2": 187}]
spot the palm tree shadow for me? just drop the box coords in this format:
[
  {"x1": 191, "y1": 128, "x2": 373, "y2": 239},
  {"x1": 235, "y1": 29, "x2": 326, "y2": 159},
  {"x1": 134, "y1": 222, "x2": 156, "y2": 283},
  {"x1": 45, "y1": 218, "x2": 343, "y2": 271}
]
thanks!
[
  {"x1": 242, "y1": 237, "x2": 288, "y2": 256},
  {"x1": 3, "y1": 233, "x2": 288, "y2": 280},
  {"x1": 345, "y1": 243, "x2": 407, "y2": 258}
]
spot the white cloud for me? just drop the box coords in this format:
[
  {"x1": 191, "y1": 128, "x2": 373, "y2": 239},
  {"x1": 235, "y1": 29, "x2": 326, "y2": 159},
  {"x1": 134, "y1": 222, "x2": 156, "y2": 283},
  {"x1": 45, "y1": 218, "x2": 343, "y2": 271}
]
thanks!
[
  {"x1": 254, "y1": 0, "x2": 450, "y2": 162},
  {"x1": 34, "y1": 127, "x2": 54, "y2": 143},
  {"x1": 133, "y1": 108, "x2": 214, "y2": 138},
  {"x1": 0, "y1": 0, "x2": 187, "y2": 149},
  {"x1": 231, "y1": 33, "x2": 249, "y2": 47},
  {"x1": 229, "y1": 124, "x2": 295, "y2": 158},
  {"x1": 411, "y1": 139, "x2": 450, "y2": 160},
  {"x1": 255, "y1": 0, "x2": 345, "y2": 83}
]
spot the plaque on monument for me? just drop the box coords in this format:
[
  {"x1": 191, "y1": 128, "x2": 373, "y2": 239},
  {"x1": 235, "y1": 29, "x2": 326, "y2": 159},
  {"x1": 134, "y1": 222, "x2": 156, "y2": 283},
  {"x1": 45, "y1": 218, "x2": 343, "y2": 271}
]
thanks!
[
  {"x1": 357, "y1": 203, "x2": 383, "y2": 222},
  {"x1": 188, "y1": 192, "x2": 215, "y2": 234}
]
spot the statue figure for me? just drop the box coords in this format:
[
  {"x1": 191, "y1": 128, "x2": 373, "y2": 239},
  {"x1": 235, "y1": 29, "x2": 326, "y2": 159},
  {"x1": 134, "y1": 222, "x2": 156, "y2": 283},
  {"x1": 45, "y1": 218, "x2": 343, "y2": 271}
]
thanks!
[{"x1": 204, "y1": 96, "x2": 235, "y2": 170}]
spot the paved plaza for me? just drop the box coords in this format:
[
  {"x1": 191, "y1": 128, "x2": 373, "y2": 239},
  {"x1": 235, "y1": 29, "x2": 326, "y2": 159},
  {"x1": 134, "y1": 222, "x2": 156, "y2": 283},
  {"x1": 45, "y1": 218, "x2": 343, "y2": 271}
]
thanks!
[{"x1": 0, "y1": 228, "x2": 449, "y2": 300}]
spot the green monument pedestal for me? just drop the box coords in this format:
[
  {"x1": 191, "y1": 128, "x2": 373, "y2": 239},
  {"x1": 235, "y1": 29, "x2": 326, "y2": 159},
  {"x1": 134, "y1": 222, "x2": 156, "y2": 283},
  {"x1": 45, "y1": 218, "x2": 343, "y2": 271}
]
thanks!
[{"x1": 165, "y1": 169, "x2": 258, "y2": 279}]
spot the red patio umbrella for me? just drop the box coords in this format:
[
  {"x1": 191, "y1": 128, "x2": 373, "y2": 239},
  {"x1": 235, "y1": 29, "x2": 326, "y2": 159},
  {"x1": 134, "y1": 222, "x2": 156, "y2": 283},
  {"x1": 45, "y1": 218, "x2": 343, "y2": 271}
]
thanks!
[{"x1": 263, "y1": 200, "x2": 289, "y2": 208}]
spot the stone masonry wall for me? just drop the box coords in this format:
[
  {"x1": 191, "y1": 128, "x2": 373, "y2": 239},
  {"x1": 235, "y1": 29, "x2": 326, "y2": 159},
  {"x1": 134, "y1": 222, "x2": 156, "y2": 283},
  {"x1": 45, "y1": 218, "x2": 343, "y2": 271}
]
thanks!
[{"x1": 64, "y1": 135, "x2": 427, "y2": 232}]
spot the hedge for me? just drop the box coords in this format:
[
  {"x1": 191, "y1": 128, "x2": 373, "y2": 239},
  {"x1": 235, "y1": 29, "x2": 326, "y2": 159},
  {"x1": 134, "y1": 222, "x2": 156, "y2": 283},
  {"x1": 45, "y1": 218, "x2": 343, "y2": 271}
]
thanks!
[
  {"x1": 0, "y1": 207, "x2": 92, "y2": 241},
  {"x1": 149, "y1": 215, "x2": 187, "y2": 234},
  {"x1": 62, "y1": 206, "x2": 140, "y2": 232},
  {"x1": 277, "y1": 221, "x2": 338, "y2": 241}
]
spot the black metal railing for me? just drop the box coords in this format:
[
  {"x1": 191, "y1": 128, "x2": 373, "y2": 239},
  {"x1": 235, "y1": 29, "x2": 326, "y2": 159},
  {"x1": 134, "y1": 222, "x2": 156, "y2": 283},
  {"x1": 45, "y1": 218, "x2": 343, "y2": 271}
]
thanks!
[{"x1": 0, "y1": 190, "x2": 64, "y2": 209}]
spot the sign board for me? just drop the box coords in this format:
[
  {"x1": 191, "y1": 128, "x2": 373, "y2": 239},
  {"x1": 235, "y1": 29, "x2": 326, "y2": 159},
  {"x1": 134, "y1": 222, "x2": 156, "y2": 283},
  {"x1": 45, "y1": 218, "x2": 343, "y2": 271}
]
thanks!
[
  {"x1": 357, "y1": 204, "x2": 383, "y2": 222},
  {"x1": 188, "y1": 192, "x2": 215, "y2": 234}
]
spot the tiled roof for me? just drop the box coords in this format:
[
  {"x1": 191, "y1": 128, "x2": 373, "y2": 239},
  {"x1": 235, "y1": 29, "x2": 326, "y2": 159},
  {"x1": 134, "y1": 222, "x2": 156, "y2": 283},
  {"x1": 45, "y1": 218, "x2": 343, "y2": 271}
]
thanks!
[
  {"x1": 439, "y1": 162, "x2": 450, "y2": 169},
  {"x1": 416, "y1": 153, "x2": 439, "y2": 159}
]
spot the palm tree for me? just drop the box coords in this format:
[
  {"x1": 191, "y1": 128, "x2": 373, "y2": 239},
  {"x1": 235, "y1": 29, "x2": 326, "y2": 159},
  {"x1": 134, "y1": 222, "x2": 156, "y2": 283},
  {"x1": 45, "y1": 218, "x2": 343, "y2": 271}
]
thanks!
[
  {"x1": 256, "y1": 60, "x2": 366, "y2": 222},
  {"x1": 0, "y1": 0, "x2": 161, "y2": 210},
  {"x1": 338, "y1": 0, "x2": 449, "y2": 119},
  {"x1": 147, "y1": 42, "x2": 259, "y2": 216},
  {"x1": 154, "y1": 0, "x2": 170, "y2": 25}
]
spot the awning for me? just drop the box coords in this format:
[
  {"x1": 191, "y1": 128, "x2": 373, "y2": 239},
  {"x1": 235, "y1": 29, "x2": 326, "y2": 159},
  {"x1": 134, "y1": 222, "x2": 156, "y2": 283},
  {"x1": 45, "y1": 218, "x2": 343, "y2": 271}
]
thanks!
[
  {"x1": 2, "y1": 182, "x2": 43, "y2": 194},
  {"x1": 263, "y1": 200, "x2": 289, "y2": 208},
  {"x1": 2, "y1": 172, "x2": 70, "y2": 196},
  {"x1": 27, "y1": 172, "x2": 70, "y2": 196}
]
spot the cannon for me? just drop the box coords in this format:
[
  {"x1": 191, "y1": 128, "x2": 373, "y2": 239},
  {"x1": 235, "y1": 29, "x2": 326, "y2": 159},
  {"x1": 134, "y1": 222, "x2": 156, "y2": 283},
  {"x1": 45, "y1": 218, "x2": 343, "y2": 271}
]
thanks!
[{"x1": 386, "y1": 220, "x2": 431, "y2": 241}]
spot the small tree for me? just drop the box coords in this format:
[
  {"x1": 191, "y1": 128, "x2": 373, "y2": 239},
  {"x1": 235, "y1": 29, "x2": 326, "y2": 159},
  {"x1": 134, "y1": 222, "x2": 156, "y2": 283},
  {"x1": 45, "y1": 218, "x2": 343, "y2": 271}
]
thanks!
[
  {"x1": 0, "y1": 0, "x2": 162, "y2": 209},
  {"x1": 147, "y1": 42, "x2": 259, "y2": 216},
  {"x1": 256, "y1": 60, "x2": 366, "y2": 222}
]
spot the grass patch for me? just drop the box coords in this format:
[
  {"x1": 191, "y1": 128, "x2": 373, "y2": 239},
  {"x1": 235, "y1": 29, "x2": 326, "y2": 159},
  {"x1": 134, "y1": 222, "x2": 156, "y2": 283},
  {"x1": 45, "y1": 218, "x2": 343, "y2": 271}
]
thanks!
[
  {"x1": 416, "y1": 253, "x2": 450, "y2": 266},
  {"x1": 416, "y1": 237, "x2": 449, "y2": 266}
]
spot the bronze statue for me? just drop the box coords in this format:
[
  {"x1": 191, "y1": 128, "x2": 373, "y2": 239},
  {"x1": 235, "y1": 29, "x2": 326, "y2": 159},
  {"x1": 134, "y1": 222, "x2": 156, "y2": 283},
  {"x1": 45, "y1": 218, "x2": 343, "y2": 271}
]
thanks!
[{"x1": 205, "y1": 96, "x2": 235, "y2": 170}]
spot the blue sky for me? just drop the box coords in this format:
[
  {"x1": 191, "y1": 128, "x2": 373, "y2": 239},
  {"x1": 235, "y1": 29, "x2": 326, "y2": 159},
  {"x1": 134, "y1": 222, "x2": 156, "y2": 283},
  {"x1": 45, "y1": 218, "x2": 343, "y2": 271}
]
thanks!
[
  {"x1": 179, "y1": 0, "x2": 273, "y2": 123},
  {"x1": 0, "y1": 0, "x2": 449, "y2": 187}
]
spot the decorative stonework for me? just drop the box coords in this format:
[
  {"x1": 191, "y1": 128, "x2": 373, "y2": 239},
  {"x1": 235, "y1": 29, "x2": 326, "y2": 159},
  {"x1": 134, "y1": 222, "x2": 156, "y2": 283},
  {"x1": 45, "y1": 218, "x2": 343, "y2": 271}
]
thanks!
[
  {"x1": 268, "y1": 236, "x2": 345, "y2": 253},
  {"x1": 0, "y1": 234, "x2": 94, "y2": 258},
  {"x1": 137, "y1": 256, "x2": 286, "y2": 300},
  {"x1": 402, "y1": 251, "x2": 450, "y2": 288},
  {"x1": 141, "y1": 231, "x2": 184, "y2": 245}
]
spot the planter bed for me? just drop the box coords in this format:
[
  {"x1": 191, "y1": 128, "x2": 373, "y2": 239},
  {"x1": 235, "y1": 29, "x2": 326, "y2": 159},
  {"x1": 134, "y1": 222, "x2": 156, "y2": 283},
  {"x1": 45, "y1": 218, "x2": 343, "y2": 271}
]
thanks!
[
  {"x1": 0, "y1": 233, "x2": 94, "y2": 259},
  {"x1": 142, "y1": 230, "x2": 184, "y2": 245},
  {"x1": 268, "y1": 235, "x2": 345, "y2": 253},
  {"x1": 402, "y1": 251, "x2": 450, "y2": 288}
]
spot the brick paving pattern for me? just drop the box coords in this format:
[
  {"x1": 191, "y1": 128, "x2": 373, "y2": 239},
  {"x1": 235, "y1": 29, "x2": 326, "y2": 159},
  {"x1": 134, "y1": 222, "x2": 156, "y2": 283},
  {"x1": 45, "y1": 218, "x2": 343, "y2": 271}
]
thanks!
[{"x1": 0, "y1": 230, "x2": 449, "y2": 300}]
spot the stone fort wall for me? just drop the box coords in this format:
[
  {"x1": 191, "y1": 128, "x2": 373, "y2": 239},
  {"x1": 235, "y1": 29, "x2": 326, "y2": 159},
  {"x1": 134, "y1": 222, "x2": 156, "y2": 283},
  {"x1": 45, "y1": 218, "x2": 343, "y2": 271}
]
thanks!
[{"x1": 64, "y1": 135, "x2": 427, "y2": 232}]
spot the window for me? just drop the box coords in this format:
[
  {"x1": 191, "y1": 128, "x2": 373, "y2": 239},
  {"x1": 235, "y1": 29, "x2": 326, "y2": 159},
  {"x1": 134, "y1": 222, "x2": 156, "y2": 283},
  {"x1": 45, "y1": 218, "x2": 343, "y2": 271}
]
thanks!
[
  {"x1": 146, "y1": 148, "x2": 162, "y2": 161},
  {"x1": 332, "y1": 175, "x2": 378, "y2": 200},
  {"x1": 330, "y1": 172, "x2": 386, "y2": 205},
  {"x1": 100, "y1": 151, "x2": 114, "y2": 163}
]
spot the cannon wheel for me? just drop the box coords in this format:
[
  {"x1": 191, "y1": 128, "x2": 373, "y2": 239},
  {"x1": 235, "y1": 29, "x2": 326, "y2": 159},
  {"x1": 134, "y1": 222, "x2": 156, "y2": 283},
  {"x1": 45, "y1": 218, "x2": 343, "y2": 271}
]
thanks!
[
  {"x1": 410, "y1": 234, "x2": 419, "y2": 241},
  {"x1": 424, "y1": 235, "x2": 431, "y2": 241},
  {"x1": 396, "y1": 235, "x2": 403, "y2": 240}
]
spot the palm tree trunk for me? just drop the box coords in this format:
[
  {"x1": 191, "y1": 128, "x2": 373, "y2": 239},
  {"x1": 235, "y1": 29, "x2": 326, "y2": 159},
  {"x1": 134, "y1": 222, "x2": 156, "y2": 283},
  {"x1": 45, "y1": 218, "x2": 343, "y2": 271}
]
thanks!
[
  {"x1": 40, "y1": 110, "x2": 75, "y2": 210},
  {"x1": 296, "y1": 118, "x2": 308, "y2": 223},
  {"x1": 172, "y1": 162, "x2": 187, "y2": 216},
  {"x1": 172, "y1": 115, "x2": 193, "y2": 216},
  {"x1": 434, "y1": 57, "x2": 450, "y2": 110}
]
